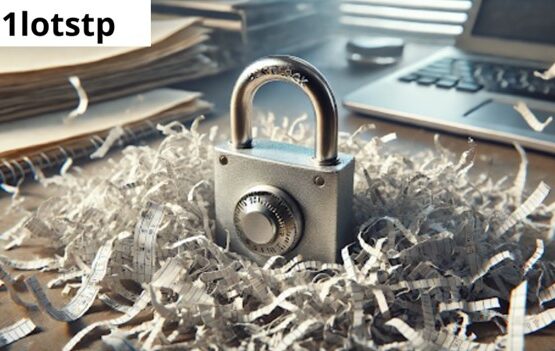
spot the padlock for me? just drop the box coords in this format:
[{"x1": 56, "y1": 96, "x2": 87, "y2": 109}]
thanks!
[{"x1": 214, "y1": 55, "x2": 355, "y2": 264}]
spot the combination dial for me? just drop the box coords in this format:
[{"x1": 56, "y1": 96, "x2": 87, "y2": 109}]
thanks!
[{"x1": 233, "y1": 185, "x2": 303, "y2": 256}]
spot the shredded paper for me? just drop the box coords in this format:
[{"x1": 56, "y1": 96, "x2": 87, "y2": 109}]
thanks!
[
  {"x1": 0, "y1": 318, "x2": 37, "y2": 348},
  {"x1": 534, "y1": 63, "x2": 555, "y2": 81},
  {"x1": 65, "y1": 76, "x2": 89, "y2": 123},
  {"x1": 513, "y1": 101, "x2": 553, "y2": 132},
  {"x1": 1, "y1": 114, "x2": 555, "y2": 350}
]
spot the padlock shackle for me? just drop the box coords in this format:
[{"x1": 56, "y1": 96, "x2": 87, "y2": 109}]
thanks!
[{"x1": 230, "y1": 56, "x2": 339, "y2": 166}]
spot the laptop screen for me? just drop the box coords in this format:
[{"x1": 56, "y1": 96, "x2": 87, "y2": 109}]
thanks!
[{"x1": 472, "y1": 0, "x2": 555, "y2": 46}]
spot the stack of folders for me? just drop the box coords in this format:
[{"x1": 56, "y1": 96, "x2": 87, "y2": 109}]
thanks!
[
  {"x1": 0, "y1": 89, "x2": 212, "y2": 186},
  {"x1": 0, "y1": 18, "x2": 216, "y2": 186},
  {"x1": 152, "y1": 0, "x2": 337, "y2": 64},
  {"x1": 0, "y1": 18, "x2": 218, "y2": 122}
]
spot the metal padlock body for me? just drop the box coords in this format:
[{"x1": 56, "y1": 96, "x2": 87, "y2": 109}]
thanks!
[{"x1": 215, "y1": 56, "x2": 355, "y2": 264}]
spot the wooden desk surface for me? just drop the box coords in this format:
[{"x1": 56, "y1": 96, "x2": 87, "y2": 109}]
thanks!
[{"x1": 1, "y1": 36, "x2": 555, "y2": 350}]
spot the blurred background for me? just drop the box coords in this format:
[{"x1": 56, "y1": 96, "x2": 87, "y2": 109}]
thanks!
[{"x1": 1, "y1": 0, "x2": 554, "y2": 188}]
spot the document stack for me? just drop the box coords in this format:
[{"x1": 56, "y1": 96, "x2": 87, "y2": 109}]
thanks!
[
  {"x1": 0, "y1": 18, "x2": 216, "y2": 186},
  {"x1": 0, "y1": 88, "x2": 212, "y2": 186},
  {"x1": 0, "y1": 18, "x2": 218, "y2": 123},
  {"x1": 152, "y1": 0, "x2": 337, "y2": 65}
]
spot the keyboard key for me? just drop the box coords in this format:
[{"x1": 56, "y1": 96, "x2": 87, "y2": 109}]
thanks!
[
  {"x1": 422, "y1": 65, "x2": 451, "y2": 74},
  {"x1": 415, "y1": 70, "x2": 443, "y2": 79},
  {"x1": 436, "y1": 79, "x2": 458, "y2": 89},
  {"x1": 399, "y1": 74, "x2": 419, "y2": 82},
  {"x1": 435, "y1": 58, "x2": 454, "y2": 65},
  {"x1": 417, "y1": 76, "x2": 438, "y2": 85},
  {"x1": 456, "y1": 82, "x2": 482, "y2": 92},
  {"x1": 460, "y1": 78, "x2": 478, "y2": 85},
  {"x1": 440, "y1": 74, "x2": 458, "y2": 81},
  {"x1": 457, "y1": 71, "x2": 476, "y2": 81},
  {"x1": 406, "y1": 57, "x2": 553, "y2": 101},
  {"x1": 428, "y1": 62, "x2": 451, "y2": 69}
]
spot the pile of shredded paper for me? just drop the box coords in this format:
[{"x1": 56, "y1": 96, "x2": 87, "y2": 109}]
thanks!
[{"x1": 1, "y1": 114, "x2": 555, "y2": 350}]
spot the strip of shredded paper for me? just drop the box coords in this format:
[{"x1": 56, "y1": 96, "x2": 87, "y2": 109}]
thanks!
[
  {"x1": 513, "y1": 101, "x2": 553, "y2": 132},
  {"x1": 90, "y1": 126, "x2": 125, "y2": 159},
  {"x1": 534, "y1": 62, "x2": 555, "y2": 80},
  {"x1": 507, "y1": 281, "x2": 527, "y2": 351},
  {"x1": 1, "y1": 114, "x2": 555, "y2": 350},
  {"x1": 65, "y1": 76, "x2": 89, "y2": 123},
  {"x1": 0, "y1": 318, "x2": 37, "y2": 348}
]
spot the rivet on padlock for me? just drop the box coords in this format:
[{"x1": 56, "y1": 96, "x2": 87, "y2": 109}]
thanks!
[{"x1": 215, "y1": 55, "x2": 355, "y2": 264}]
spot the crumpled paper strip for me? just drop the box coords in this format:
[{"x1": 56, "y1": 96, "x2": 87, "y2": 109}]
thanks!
[{"x1": 1, "y1": 113, "x2": 555, "y2": 350}]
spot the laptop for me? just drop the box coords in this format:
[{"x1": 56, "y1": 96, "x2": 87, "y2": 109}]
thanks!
[{"x1": 343, "y1": 0, "x2": 555, "y2": 154}]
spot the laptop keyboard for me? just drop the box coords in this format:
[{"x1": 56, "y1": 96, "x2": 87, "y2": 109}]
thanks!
[{"x1": 399, "y1": 58, "x2": 555, "y2": 101}]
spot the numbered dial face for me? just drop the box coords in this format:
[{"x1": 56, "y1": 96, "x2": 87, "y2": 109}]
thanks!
[{"x1": 234, "y1": 185, "x2": 303, "y2": 256}]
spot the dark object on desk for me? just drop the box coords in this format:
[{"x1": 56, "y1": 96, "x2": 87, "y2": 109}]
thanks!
[
  {"x1": 346, "y1": 37, "x2": 404, "y2": 66},
  {"x1": 344, "y1": 0, "x2": 555, "y2": 154}
]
